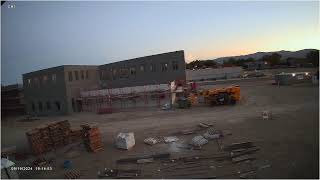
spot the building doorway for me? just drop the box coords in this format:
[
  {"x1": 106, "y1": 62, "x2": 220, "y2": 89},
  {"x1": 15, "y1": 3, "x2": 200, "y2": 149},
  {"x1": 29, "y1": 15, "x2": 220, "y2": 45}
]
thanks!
[
  {"x1": 76, "y1": 99, "x2": 83, "y2": 112},
  {"x1": 72, "y1": 98, "x2": 76, "y2": 112}
]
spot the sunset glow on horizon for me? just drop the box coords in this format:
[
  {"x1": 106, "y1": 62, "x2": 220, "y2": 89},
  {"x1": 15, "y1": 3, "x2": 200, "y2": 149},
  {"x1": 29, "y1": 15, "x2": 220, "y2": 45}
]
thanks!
[
  {"x1": 185, "y1": 24, "x2": 320, "y2": 62},
  {"x1": 2, "y1": 1, "x2": 319, "y2": 84}
]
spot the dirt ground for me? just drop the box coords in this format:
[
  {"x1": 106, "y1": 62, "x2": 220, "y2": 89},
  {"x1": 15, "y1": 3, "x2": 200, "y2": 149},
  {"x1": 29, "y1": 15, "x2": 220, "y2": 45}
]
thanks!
[{"x1": 1, "y1": 77, "x2": 319, "y2": 179}]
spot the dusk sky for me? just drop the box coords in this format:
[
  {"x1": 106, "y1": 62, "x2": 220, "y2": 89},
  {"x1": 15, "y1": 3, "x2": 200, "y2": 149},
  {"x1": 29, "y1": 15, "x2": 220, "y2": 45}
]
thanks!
[{"x1": 1, "y1": 1, "x2": 319, "y2": 85}]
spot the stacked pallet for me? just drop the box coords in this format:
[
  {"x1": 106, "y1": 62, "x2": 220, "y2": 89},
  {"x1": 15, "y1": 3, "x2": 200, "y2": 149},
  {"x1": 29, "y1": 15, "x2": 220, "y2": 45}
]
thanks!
[
  {"x1": 48, "y1": 120, "x2": 71, "y2": 147},
  {"x1": 64, "y1": 170, "x2": 81, "y2": 179},
  {"x1": 38, "y1": 126, "x2": 53, "y2": 150},
  {"x1": 26, "y1": 120, "x2": 76, "y2": 155},
  {"x1": 70, "y1": 128, "x2": 82, "y2": 143},
  {"x1": 26, "y1": 129, "x2": 47, "y2": 155},
  {"x1": 81, "y1": 125, "x2": 103, "y2": 152}
]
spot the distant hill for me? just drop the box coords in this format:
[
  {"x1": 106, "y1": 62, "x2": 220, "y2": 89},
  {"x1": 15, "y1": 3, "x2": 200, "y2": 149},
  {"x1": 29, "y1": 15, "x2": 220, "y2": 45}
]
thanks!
[{"x1": 213, "y1": 49, "x2": 318, "y2": 64}]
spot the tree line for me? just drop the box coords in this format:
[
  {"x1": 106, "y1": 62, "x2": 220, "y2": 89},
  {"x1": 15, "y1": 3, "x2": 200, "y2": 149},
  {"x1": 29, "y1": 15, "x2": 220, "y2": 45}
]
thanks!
[{"x1": 186, "y1": 50, "x2": 319, "y2": 69}]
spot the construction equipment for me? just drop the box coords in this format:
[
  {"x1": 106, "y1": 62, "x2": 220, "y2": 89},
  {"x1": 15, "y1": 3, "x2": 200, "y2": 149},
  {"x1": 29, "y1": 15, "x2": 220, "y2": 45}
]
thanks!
[{"x1": 200, "y1": 85, "x2": 241, "y2": 106}]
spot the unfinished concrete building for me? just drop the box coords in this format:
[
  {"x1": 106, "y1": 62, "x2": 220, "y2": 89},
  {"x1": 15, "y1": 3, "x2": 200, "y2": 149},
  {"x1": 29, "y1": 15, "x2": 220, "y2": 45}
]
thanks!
[
  {"x1": 22, "y1": 50, "x2": 186, "y2": 116},
  {"x1": 23, "y1": 65, "x2": 98, "y2": 116},
  {"x1": 81, "y1": 50, "x2": 187, "y2": 112},
  {"x1": 98, "y1": 50, "x2": 186, "y2": 88}
]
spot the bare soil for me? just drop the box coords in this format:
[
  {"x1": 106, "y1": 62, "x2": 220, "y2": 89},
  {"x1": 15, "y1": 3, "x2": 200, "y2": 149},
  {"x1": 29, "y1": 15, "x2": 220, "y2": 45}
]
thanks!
[{"x1": 1, "y1": 78, "x2": 319, "y2": 179}]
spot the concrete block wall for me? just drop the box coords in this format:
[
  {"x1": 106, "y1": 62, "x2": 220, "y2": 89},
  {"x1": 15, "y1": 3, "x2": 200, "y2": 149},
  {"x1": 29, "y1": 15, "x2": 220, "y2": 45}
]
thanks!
[
  {"x1": 186, "y1": 67, "x2": 243, "y2": 82},
  {"x1": 22, "y1": 50, "x2": 186, "y2": 116},
  {"x1": 23, "y1": 66, "x2": 68, "y2": 116},
  {"x1": 23, "y1": 65, "x2": 99, "y2": 116},
  {"x1": 98, "y1": 50, "x2": 186, "y2": 88},
  {"x1": 64, "y1": 65, "x2": 99, "y2": 113}
]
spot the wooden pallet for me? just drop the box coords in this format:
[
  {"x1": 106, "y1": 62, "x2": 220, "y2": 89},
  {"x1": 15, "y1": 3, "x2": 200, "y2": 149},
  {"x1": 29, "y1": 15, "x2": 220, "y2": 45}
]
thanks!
[{"x1": 64, "y1": 170, "x2": 81, "y2": 179}]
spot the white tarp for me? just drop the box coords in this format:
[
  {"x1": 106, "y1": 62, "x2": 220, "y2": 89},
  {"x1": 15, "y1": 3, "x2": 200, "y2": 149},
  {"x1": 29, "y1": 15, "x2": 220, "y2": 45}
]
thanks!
[
  {"x1": 1, "y1": 158, "x2": 15, "y2": 169},
  {"x1": 1, "y1": 158, "x2": 19, "y2": 179},
  {"x1": 115, "y1": 132, "x2": 135, "y2": 150}
]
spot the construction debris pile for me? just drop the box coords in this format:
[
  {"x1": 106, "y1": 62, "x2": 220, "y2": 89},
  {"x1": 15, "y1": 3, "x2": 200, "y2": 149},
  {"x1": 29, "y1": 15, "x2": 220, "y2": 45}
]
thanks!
[
  {"x1": 98, "y1": 169, "x2": 141, "y2": 178},
  {"x1": 111, "y1": 140, "x2": 264, "y2": 178},
  {"x1": 81, "y1": 125, "x2": 103, "y2": 152},
  {"x1": 64, "y1": 170, "x2": 81, "y2": 179},
  {"x1": 107, "y1": 122, "x2": 267, "y2": 179},
  {"x1": 26, "y1": 120, "x2": 91, "y2": 155}
]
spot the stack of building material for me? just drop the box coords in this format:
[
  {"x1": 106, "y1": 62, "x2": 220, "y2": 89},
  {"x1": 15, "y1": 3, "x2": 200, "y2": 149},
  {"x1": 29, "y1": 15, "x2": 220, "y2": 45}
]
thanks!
[
  {"x1": 81, "y1": 125, "x2": 103, "y2": 152},
  {"x1": 48, "y1": 121, "x2": 71, "y2": 147},
  {"x1": 60, "y1": 120, "x2": 71, "y2": 143},
  {"x1": 64, "y1": 170, "x2": 81, "y2": 179},
  {"x1": 26, "y1": 129, "x2": 47, "y2": 155},
  {"x1": 40, "y1": 126, "x2": 54, "y2": 150},
  {"x1": 69, "y1": 128, "x2": 82, "y2": 143},
  {"x1": 26, "y1": 120, "x2": 79, "y2": 155}
]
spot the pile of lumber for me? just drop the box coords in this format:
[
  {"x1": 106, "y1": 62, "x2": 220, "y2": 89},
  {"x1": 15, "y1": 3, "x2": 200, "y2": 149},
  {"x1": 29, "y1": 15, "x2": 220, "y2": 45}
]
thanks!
[
  {"x1": 69, "y1": 128, "x2": 82, "y2": 143},
  {"x1": 26, "y1": 120, "x2": 81, "y2": 155},
  {"x1": 98, "y1": 169, "x2": 140, "y2": 178},
  {"x1": 222, "y1": 141, "x2": 260, "y2": 163},
  {"x1": 117, "y1": 153, "x2": 170, "y2": 164},
  {"x1": 26, "y1": 129, "x2": 49, "y2": 154},
  {"x1": 64, "y1": 170, "x2": 81, "y2": 179},
  {"x1": 81, "y1": 125, "x2": 103, "y2": 152},
  {"x1": 48, "y1": 120, "x2": 71, "y2": 147}
]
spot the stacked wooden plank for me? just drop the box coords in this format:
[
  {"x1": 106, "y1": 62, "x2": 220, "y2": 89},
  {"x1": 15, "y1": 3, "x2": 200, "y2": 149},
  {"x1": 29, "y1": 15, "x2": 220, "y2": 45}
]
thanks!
[
  {"x1": 26, "y1": 129, "x2": 47, "y2": 155},
  {"x1": 48, "y1": 120, "x2": 71, "y2": 147},
  {"x1": 38, "y1": 126, "x2": 52, "y2": 149},
  {"x1": 70, "y1": 128, "x2": 82, "y2": 143},
  {"x1": 26, "y1": 120, "x2": 77, "y2": 155},
  {"x1": 64, "y1": 170, "x2": 81, "y2": 179},
  {"x1": 81, "y1": 125, "x2": 103, "y2": 152}
]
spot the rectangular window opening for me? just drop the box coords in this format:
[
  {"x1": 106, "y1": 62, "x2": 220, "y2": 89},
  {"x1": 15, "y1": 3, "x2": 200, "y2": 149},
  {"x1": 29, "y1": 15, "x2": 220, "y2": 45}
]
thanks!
[
  {"x1": 68, "y1": 72, "x2": 73, "y2": 81},
  {"x1": 75, "y1": 71, "x2": 79, "y2": 80}
]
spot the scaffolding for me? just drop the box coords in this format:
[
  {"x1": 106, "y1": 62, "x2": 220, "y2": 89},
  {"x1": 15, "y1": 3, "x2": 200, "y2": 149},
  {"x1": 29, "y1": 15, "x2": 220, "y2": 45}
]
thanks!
[{"x1": 80, "y1": 84, "x2": 171, "y2": 113}]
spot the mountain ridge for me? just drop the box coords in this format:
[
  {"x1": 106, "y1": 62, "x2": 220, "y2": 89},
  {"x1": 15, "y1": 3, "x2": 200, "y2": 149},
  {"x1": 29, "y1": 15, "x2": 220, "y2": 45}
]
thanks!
[{"x1": 211, "y1": 49, "x2": 318, "y2": 64}]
